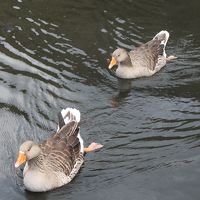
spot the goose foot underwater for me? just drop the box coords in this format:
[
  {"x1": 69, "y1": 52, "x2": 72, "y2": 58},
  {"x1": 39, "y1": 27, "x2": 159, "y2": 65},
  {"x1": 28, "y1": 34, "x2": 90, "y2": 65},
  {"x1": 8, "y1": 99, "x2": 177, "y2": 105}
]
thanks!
[
  {"x1": 108, "y1": 30, "x2": 177, "y2": 79},
  {"x1": 15, "y1": 108, "x2": 103, "y2": 192}
]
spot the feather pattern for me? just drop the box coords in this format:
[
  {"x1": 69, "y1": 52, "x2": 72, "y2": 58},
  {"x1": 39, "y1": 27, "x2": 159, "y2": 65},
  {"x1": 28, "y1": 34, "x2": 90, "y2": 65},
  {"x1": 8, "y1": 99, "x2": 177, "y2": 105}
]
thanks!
[
  {"x1": 21, "y1": 108, "x2": 85, "y2": 192},
  {"x1": 129, "y1": 38, "x2": 164, "y2": 71},
  {"x1": 109, "y1": 30, "x2": 173, "y2": 79}
]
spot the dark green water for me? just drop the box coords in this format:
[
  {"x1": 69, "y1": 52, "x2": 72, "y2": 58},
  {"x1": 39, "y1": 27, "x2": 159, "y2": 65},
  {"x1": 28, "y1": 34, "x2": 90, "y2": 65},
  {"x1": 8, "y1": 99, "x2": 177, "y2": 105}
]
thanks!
[{"x1": 0, "y1": 0, "x2": 200, "y2": 199}]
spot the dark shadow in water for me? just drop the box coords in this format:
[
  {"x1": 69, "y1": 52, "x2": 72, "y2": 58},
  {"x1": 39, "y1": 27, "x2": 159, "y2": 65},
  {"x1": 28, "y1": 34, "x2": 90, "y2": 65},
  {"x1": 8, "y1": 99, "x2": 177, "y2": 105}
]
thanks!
[
  {"x1": 25, "y1": 190, "x2": 47, "y2": 200},
  {"x1": 117, "y1": 78, "x2": 132, "y2": 93},
  {"x1": 111, "y1": 78, "x2": 132, "y2": 107}
]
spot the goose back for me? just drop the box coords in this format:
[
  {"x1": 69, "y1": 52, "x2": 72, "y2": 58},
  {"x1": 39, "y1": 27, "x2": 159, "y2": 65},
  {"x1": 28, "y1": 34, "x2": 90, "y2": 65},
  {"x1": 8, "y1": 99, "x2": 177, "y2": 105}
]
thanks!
[{"x1": 130, "y1": 39, "x2": 164, "y2": 71}]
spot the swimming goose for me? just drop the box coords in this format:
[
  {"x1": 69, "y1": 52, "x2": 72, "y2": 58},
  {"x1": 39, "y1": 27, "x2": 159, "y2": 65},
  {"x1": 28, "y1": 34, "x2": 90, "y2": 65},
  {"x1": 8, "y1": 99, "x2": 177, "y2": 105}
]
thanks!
[
  {"x1": 108, "y1": 30, "x2": 177, "y2": 79},
  {"x1": 15, "y1": 108, "x2": 103, "y2": 192}
]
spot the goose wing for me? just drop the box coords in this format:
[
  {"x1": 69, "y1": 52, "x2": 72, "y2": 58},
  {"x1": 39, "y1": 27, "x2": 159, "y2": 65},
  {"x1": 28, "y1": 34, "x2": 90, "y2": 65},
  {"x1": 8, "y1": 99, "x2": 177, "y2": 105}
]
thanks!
[
  {"x1": 41, "y1": 124, "x2": 83, "y2": 176},
  {"x1": 130, "y1": 39, "x2": 163, "y2": 71}
]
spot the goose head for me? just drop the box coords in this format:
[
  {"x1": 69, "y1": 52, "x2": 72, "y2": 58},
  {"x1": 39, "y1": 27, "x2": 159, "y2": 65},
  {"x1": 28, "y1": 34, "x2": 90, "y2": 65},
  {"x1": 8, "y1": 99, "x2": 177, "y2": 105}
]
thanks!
[
  {"x1": 15, "y1": 141, "x2": 41, "y2": 168},
  {"x1": 108, "y1": 48, "x2": 130, "y2": 69}
]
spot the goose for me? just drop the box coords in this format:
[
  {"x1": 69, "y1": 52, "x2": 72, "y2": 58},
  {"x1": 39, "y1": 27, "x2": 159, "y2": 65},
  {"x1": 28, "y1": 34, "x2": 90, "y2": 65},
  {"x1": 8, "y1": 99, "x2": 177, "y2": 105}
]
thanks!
[
  {"x1": 108, "y1": 30, "x2": 177, "y2": 79},
  {"x1": 15, "y1": 108, "x2": 103, "y2": 192}
]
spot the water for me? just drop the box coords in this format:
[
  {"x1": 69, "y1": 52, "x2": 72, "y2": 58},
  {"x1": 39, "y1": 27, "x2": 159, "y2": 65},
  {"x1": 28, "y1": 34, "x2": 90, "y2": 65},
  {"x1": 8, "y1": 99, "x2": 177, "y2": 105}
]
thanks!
[{"x1": 0, "y1": 0, "x2": 200, "y2": 199}]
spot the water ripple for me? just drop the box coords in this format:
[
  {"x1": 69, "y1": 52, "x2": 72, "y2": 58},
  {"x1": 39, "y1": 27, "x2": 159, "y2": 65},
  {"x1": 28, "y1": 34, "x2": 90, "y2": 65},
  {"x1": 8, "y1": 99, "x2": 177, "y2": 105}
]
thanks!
[{"x1": 0, "y1": 1, "x2": 200, "y2": 199}]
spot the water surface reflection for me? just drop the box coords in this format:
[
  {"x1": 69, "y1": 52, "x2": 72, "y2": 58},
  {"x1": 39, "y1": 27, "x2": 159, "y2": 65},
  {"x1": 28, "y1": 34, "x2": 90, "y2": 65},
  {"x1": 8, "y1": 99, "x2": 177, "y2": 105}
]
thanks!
[{"x1": 0, "y1": 0, "x2": 200, "y2": 200}]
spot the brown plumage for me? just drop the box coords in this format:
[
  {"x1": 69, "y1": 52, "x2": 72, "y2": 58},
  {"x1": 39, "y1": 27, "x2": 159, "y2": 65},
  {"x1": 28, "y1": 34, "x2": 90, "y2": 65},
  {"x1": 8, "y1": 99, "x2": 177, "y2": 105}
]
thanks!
[
  {"x1": 38, "y1": 122, "x2": 83, "y2": 176},
  {"x1": 15, "y1": 108, "x2": 103, "y2": 192},
  {"x1": 108, "y1": 30, "x2": 177, "y2": 79},
  {"x1": 130, "y1": 39, "x2": 163, "y2": 71}
]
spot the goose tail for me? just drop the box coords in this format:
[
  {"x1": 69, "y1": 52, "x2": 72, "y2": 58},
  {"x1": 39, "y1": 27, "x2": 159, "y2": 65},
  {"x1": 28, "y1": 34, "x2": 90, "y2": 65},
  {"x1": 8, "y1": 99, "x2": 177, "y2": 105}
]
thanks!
[
  {"x1": 57, "y1": 108, "x2": 84, "y2": 153},
  {"x1": 57, "y1": 108, "x2": 80, "y2": 130},
  {"x1": 153, "y1": 30, "x2": 169, "y2": 57}
]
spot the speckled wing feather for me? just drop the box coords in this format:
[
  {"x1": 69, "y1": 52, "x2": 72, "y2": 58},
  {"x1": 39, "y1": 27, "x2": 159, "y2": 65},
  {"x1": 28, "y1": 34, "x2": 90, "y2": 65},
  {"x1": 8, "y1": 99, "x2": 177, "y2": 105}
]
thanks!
[
  {"x1": 39, "y1": 122, "x2": 82, "y2": 176},
  {"x1": 58, "y1": 112, "x2": 65, "y2": 130},
  {"x1": 130, "y1": 39, "x2": 163, "y2": 71},
  {"x1": 39, "y1": 121, "x2": 79, "y2": 153},
  {"x1": 37, "y1": 108, "x2": 83, "y2": 177}
]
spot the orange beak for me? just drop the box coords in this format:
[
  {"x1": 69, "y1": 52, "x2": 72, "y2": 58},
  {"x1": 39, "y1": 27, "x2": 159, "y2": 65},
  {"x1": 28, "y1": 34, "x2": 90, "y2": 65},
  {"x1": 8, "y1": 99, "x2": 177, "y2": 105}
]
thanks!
[
  {"x1": 15, "y1": 151, "x2": 27, "y2": 168},
  {"x1": 108, "y1": 57, "x2": 117, "y2": 69}
]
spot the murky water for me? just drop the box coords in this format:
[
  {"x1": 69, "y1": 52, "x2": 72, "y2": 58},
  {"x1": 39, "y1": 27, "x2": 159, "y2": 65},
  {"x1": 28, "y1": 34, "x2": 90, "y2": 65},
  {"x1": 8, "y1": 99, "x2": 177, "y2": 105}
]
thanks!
[{"x1": 0, "y1": 0, "x2": 200, "y2": 199}]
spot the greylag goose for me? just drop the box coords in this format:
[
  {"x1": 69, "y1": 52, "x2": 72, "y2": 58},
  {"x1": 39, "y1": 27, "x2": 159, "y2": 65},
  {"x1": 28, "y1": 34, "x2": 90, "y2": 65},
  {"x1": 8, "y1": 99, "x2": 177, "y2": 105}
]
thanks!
[
  {"x1": 108, "y1": 30, "x2": 177, "y2": 79},
  {"x1": 15, "y1": 108, "x2": 103, "y2": 192}
]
